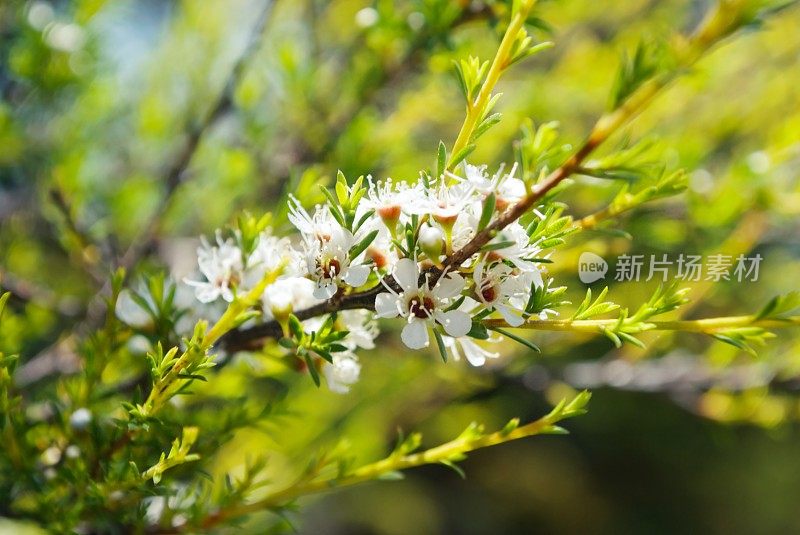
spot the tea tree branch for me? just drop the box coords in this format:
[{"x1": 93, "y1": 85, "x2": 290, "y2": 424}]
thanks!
[
  {"x1": 168, "y1": 391, "x2": 591, "y2": 533},
  {"x1": 225, "y1": 0, "x2": 765, "y2": 352}
]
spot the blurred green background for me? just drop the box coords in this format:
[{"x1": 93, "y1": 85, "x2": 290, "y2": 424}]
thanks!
[{"x1": 2, "y1": 0, "x2": 800, "y2": 533}]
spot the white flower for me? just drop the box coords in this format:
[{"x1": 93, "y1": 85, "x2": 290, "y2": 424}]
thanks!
[
  {"x1": 323, "y1": 352, "x2": 361, "y2": 394},
  {"x1": 305, "y1": 309, "x2": 379, "y2": 351},
  {"x1": 245, "y1": 232, "x2": 302, "y2": 285},
  {"x1": 306, "y1": 225, "x2": 372, "y2": 299},
  {"x1": 364, "y1": 177, "x2": 420, "y2": 227},
  {"x1": 115, "y1": 289, "x2": 153, "y2": 328},
  {"x1": 416, "y1": 181, "x2": 475, "y2": 225},
  {"x1": 290, "y1": 200, "x2": 372, "y2": 299},
  {"x1": 340, "y1": 310, "x2": 379, "y2": 350},
  {"x1": 184, "y1": 233, "x2": 243, "y2": 303},
  {"x1": 375, "y1": 258, "x2": 471, "y2": 349},
  {"x1": 262, "y1": 277, "x2": 322, "y2": 319},
  {"x1": 443, "y1": 335, "x2": 500, "y2": 367},
  {"x1": 451, "y1": 202, "x2": 481, "y2": 252},
  {"x1": 69, "y1": 408, "x2": 92, "y2": 430},
  {"x1": 473, "y1": 260, "x2": 529, "y2": 327},
  {"x1": 486, "y1": 222, "x2": 543, "y2": 281},
  {"x1": 461, "y1": 162, "x2": 526, "y2": 210},
  {"x1": 287, "y1": 196, "x2": 338, "y2": 240}
]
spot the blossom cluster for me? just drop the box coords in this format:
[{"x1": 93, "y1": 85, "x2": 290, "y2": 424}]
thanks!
[{"x1": 184, "y1": 164, "x2": 551, "y2": 393}]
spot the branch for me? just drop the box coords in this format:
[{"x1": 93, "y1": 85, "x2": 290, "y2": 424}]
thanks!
[
  {"x1": 225, "y1": 0, "x2": 752, "y2": 352},
  {"x1": 482, "y1": 315, "x2": 800, "y2": 334},
  {"x1": 165, "y1": 391, "x2": 591, "y2": 533}
]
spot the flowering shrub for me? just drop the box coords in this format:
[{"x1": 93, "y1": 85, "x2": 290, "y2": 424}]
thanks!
[{"x1": 1, "y1": 0, "x2": 799, "y2": 533}]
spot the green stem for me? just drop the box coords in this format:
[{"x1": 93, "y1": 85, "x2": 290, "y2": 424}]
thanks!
[
  {"x1": 172, "y1": 392, "x2": 587, "y2": 533},
  {"x1": 447, "y1": 0, "x2": 537, "y2": 170},
  {"x1": 482, "y1": 315, "x2": 800, "y2": 333},
  {"x1": 141, "y1": 261, "x2": 286, "y2": 418}
]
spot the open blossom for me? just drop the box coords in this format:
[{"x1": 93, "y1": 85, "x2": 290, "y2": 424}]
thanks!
[
  {"x1": 473, "y1": 260, "x2": 530, "y2": 326},
  {"x1": 364, "y1": 177, "x2": 420, "y2": 228},
  {"x1": 460, "y1": 163, "x2": 526, "y2": 210},
  {"x1": 487, "y1": 222, "x2": 544, "y2": 282},
  {"x1": 184, "y1": 232, "x2": 243, "y2": 303},
  {"x1": 287, "y1": 195, "x2": 338, "y2": 239},
  {"x1": 375, "y1": 258, "x2": 471, "y2": 349},
  {"x1": 186, "y1": 160, "x2": 562, "y2": 390},
  {"x1": 416, "y1": 181, "x2": 474, "y2": 225},
  {"x1": 245, "y1": 232, "x2": 301, "y2": 285},
  {"x1": 262, "y1": 277, "x2": 322, "y2": 319},
  {"x1": 323, "y1": 352, "x2": 361, "y2": 394},
  {"x1": 290, "y1": 200, "x2": 372, "y2": 299}
]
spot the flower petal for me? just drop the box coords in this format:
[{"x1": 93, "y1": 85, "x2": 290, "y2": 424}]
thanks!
[
  {"x1": 343, "y1": 264, "x2": 370, "y2": 287},
  {"x1": 401, "y1": 319, "x2": 429, "y2": 349},
  {"x1": 375, "y1": 293, "x2": 400, "y2": 318},
  {"x1": 435, "y1": 273, "x2": 464, "y2": 299},
  {"x1": 393, "y1": 258, "x2": 419, "y2": 292},
  {"x1": 436, "y1": 309, "x2": 471, "y2": 338},
  {"x1": 461, "y1": 338, "x2": 499, "y2": 367},
  {"x1": 313, "y1": 282, "x2": 337, "y2": 300},
  {"x1": 496, "y1": 304, "x2": 524, "y2": 327}
]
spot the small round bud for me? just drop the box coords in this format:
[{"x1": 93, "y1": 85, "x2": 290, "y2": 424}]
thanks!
[{"x1": 419, "y1": 225, "x2": 444, "y2": 260}]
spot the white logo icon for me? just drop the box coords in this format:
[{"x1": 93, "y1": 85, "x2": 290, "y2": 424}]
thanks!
[{"x1": 578, "y1": 252, "x2": 608, "y2": 284}]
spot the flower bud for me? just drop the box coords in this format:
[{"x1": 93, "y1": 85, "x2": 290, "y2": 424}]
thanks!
[{"x1": 419, "y1": 225, "x2": 444, "y2": 260}]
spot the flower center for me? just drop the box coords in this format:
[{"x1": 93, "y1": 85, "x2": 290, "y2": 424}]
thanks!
[
  {"x1": 321, "y1": 258, "x2": 341, "y2": 279},
  {"x1": 408, "y1": 295, "x2": 435, "y2": 319},
  {"x1": 481, "y1": 285, "x2": 498, "y2": 303}
]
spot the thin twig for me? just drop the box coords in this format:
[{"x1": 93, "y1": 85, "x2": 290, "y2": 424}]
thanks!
[{"x1": 225, "y1": 1, "x2": 741, "y2": 352}]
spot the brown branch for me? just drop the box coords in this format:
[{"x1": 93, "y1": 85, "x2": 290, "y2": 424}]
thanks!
[{"x1": 224, "y1": 0, "x2": 745, "y2": 353}]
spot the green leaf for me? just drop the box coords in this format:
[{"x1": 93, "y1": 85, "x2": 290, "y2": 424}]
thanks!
[
  {"x1": 288, "y1": 315, "x2": 305, "y2": 340},
  {"x1": 349, "y1": 230, "x2": 379, "y2": 261},
  {"x1": 610, "y1": 39, "x2": 666, "y2": 110},
  {"x1": 439, "y1": 459, "x2": 466, "y2": 479},
  {"x1": 756, "y1": 291, "x2": 800, "y2": 320},
  {"x1": 433, "y1": 328, "x2": 448, "y2": 363},
  {"x1": 480, "y1": 240, "x2": 515, "y2": 252},
  {"x1": 449, "y1": 143, "x2": 476, "y2": 170},
  {"x1": 437, "y1": 140, "x2": 447, "y2": 179},
  {"x1": 478, "y1": 192, "x2": 496, "y2": 231},
  {"x1": 573, "y1": 287, "x2": 620, "y2": 320},
  {"x1": 378, "y1": 471, "x2": 405, "y2": 481},
  {"x1": 467, "y1": 321, "x2": 489, "y2": 340},
  {"x1": 489, "y1": 327, "x2": 541, "y2": 353},
  {"x1": 304, "y1": 353, "x2": 320, "y2": 387}
]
